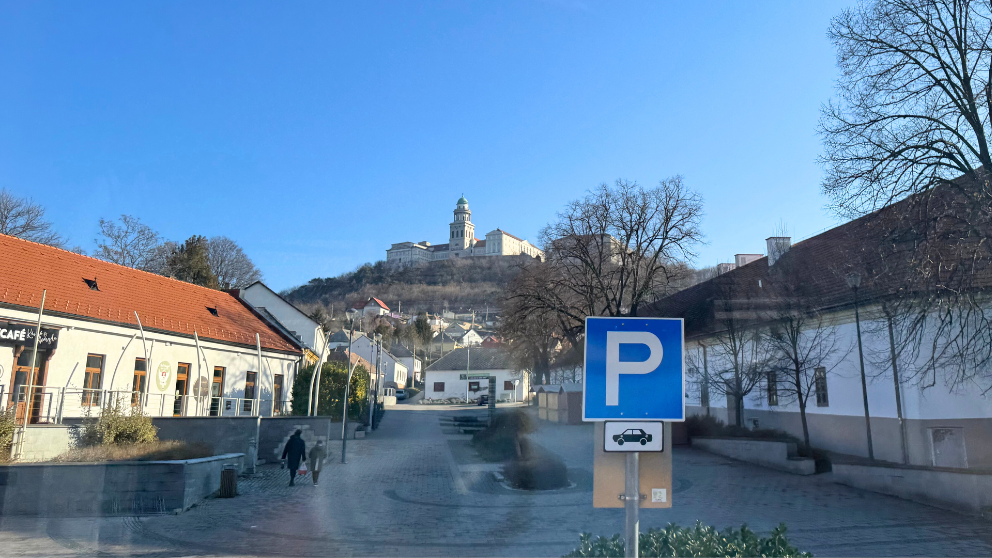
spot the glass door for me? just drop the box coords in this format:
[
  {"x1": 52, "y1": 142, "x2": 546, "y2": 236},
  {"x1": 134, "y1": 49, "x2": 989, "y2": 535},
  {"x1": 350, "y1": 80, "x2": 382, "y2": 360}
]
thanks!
[{"x1": 173, "y1": 363, "x2": 189, "y2": 416}]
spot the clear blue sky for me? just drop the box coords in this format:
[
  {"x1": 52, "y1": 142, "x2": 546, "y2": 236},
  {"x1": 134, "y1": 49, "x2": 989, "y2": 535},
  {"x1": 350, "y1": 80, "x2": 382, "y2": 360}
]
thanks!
[{"x1": 0, "y1": 1, "x2": 853, "y2": 291}]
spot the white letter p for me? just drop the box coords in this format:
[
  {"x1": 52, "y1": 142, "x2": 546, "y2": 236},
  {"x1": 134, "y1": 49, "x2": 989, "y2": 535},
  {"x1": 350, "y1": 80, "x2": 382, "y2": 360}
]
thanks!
[{"x1": 606, "y1": 331, "x2": 663, "y2": 406}]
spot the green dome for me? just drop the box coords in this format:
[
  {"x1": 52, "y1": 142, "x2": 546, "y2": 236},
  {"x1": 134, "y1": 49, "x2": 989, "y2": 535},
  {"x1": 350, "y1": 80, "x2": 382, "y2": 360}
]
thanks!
[{"x1": 457, "y1": 196, "x2": 468, "y2": 205}]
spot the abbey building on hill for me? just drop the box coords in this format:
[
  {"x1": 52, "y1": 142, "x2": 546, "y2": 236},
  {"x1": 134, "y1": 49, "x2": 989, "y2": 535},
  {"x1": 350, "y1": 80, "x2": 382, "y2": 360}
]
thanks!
[{"x1": 385, "y1": 196, "x2": 543, "y2": 268}]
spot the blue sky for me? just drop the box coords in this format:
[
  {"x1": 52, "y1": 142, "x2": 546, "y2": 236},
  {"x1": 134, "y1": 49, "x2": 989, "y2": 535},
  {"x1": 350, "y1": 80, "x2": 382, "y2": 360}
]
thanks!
[{"x1": 0, "y1": 1, "x2": 853, "y2": 291}]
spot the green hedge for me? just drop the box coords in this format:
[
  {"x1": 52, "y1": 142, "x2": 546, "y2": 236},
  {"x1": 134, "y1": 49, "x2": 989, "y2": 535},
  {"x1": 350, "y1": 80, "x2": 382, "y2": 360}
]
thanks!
[{"x1": 564, "y1": 522, "x2": 810, "y2": 557}]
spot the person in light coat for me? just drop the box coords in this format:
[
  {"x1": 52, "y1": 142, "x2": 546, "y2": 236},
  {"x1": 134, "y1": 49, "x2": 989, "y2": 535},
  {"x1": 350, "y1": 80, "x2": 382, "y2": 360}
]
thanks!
[{"x1": 309, "y1": 439, "x2": 328, "y2": 486}]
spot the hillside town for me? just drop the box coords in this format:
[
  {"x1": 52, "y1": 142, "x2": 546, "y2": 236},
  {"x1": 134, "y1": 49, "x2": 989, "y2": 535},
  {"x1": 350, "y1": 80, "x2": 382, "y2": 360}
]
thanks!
[{"x1": 3, "y1": 2, "x2": 992, "y2": 557}]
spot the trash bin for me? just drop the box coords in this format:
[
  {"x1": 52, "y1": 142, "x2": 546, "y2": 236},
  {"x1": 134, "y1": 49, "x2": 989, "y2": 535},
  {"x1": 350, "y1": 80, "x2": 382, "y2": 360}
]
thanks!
[{"x1": 220, "y1": 464, "x2": 237, "y2": 498}]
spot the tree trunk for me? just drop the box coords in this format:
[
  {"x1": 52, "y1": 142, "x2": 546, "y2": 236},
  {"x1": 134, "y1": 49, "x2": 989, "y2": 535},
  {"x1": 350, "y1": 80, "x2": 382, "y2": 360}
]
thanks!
[{"x1": 795, "y1": 364, "x2": 810, "y2": 451}]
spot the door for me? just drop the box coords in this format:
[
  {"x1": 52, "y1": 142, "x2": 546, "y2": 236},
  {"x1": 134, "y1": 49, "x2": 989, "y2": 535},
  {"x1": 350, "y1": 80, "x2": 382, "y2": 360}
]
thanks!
[
  {"x1": 273, "y1": 374, "x2": 284, "y2": 416},
  {"x1": 173, "y1": 363, "x2": 189, "y2": 416},
  {"x1": 243, "y1": 371, "x2": 256, "y2": 414},
  {"x1": 132, "y1": 358, "x2": 147, "y2": 406},
  {"x1": 209, "y1": 367, "x2": 224, "y2": 416},
  {"x1": 11, "y1": 349, "x2": 48, "y2": 424}
]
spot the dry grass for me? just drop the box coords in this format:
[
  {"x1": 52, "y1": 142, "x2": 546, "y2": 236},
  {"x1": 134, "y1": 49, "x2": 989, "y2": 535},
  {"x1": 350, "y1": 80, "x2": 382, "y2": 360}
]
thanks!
[{"x1": 52, "y1": 441, "x2": 214, "y2": 463}]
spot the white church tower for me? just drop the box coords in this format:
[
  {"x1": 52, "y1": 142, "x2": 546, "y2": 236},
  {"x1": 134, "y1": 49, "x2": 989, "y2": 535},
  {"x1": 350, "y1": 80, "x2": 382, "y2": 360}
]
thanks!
[{"x1": 449, "y1": 195, "x2": 475, "y2": 252}]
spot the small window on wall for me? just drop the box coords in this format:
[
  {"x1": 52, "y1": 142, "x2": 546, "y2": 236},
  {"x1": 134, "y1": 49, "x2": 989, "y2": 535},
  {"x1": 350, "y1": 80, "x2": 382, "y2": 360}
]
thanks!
[
  {"x1": 433, "y1": 382, "x2": 445, "y2": 392},
  {"x1": 504, "y1": 381, "x2": 514, "y2": 390},
  {"x1": 83, "y1": 354, "x2": 104, "y2": 406},
  {"x1": 814, "y1": 367, "x2": 829, "y2": 407},
  {"x1": 469, "y1": 381, "x2": 480, "y2": 392},
  {"x1": 766, "y1": 372, "x2": 778, "y2": 406}
]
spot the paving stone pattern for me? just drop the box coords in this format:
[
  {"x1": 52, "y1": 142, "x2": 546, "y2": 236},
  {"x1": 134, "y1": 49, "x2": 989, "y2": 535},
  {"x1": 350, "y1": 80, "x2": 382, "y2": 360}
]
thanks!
[{"x1": 0, "y1": 404, "x2": 990, "y2": 556}]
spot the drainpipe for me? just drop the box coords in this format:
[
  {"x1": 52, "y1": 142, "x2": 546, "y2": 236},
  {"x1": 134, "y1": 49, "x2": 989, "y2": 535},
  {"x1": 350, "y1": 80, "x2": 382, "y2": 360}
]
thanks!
[
  {"x1": 255, "y1": 334, "x2": 263, "y2": 417},
  {"x1": 886, "y1": 313, "x2": 910, "y2": 465},
  {"x1": 193, "y1": 332, "x2": 204, "y2": 416}
]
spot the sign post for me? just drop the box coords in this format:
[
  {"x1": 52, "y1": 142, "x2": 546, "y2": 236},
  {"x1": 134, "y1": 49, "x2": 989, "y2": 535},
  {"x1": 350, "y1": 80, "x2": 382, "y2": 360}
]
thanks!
[{"x1": 583, "y1": 317, "x2": 684, "y2": 558}]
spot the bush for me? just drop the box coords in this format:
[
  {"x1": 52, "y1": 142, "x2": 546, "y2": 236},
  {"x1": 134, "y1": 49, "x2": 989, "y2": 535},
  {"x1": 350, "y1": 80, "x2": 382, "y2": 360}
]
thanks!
[
  {"x1": 78, "y1": 396, "x2": 158, "y2": 447},
  {"x1": 503, "y1": 455, "x2": 569, "y2": 490},
  {"x1": 564, "y1": 521, "x2": 811, "y2": 557},
  {"x1": 472, "y1": 409, "x2": 536, "y2": 461},
  {"x1": 53, "y1": 441, "x2": 213, "y2": 462},
  {"x1": 0, "y1": 407, "x2": 16, "y2": 462},
  {"x1": 685, "y1": 415, "x2": 799, "y2": 444}
]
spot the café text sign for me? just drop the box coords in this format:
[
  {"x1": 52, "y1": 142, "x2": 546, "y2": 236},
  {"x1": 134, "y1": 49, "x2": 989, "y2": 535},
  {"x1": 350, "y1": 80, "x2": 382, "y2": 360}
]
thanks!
[{"x1": 0, "y1": 321, "x2": 59, "y2": 349}]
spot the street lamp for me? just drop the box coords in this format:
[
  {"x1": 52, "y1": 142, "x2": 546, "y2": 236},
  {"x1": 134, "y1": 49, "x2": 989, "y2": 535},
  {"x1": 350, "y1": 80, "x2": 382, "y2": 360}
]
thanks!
[{"x1": 847, "y1": 271, "x2": 875, "y2": 461}]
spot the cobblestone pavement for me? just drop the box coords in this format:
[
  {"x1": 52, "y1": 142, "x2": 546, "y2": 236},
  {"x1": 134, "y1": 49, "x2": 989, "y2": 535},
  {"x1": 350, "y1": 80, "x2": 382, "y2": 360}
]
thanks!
[{"x1": 0, "y1": 404, "x2": 991, "y2": 557}]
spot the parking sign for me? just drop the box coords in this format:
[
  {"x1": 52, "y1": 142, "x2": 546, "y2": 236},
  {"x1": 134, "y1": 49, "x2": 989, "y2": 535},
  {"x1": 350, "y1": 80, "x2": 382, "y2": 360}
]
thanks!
[{"x1": 583, "y1": 317, "x2": 684, "y2": 421}]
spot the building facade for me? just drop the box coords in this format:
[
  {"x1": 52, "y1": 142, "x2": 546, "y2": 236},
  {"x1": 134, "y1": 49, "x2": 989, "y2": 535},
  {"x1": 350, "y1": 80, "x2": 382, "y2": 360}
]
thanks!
[
  {"x1": 424, "y1": 347, "x2": 528, "y2": 402},
  {"x1": 385, "y1": 197, "x2": 543, "y2": 268},
  {"x1": 0, "y1": 234, "x2": 302, "y2": 426}
]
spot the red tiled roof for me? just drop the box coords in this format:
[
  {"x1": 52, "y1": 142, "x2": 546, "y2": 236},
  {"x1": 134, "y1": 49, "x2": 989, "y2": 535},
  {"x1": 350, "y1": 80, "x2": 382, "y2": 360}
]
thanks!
[
  {"x1": 474, "y1": 239, "x2": 486, "y2": 248},
  {"x1": 368, "y1": 297, "x2": 390, "y2": 311},
  {"x1": 0, "y1": 234, "x2": 300, "y2": 353}
]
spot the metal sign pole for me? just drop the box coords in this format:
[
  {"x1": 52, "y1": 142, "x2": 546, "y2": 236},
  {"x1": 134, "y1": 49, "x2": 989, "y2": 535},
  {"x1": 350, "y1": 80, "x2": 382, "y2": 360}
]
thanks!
[{"x1": 624, "y1": 452, "x2": 640, "y2": 558}]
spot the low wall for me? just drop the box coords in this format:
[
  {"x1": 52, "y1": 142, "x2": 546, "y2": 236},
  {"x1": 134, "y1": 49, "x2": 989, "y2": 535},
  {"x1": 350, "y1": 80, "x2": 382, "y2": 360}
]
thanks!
[
  {"x1": 19, "y1": 425, "x2": 74, "y2": 461},
  {"x1": 258, "y1": 417, "x2": 358, "y2": 464},
  {"x1": 691, "y1": 437, "x2": 815, "y2": 475},
  {"x1": 152, "y1": 417, "x2": 259, "y2": 466},
  {"x1": 831, "y1": 462, "x2": 992, "y2": 515},
  {"x1": 0, "y1": 453, "x2": 243, "y2": 516}
]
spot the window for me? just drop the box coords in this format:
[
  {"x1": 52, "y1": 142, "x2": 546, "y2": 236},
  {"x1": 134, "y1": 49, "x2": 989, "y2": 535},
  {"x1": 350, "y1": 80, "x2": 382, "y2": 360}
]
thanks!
[
  {"x1": 83, "y1": 354, "x2": 104, "y2": 406},
  {"x1": 766, "y1": 372, "x2": 778, "y2": 406},
  {"x1": 244, "y1": 371, "x2": 257, "y2": 412},
  {"x1": 700, "y1": 378, "x2": 710, "y2": 407},
  {"x1": 433, "y1": 382, "x2": 445, "y2": 392},
  {"x1": 173, "y1": 363, "x2": 190, "y2": 416},
  {"x1": 469, "y1": 381, "x2": 480, "y2": 392},
  {"x1": 131, "y1": 358, "x2": 147, "y2": 406},
  {"x1": 815, "y1": 367, "x2": 829, "y2": 407},
  {"x1": 504, "y1": 380, "x2": 514, "y2": 390}
]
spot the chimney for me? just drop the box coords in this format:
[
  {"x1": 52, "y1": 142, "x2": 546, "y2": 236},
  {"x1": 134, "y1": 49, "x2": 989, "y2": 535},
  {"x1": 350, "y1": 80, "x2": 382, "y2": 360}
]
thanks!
[
  {"x1": 766, "y1": 237, "x2": 791, "y2": 266},
  {"x1": 734, "y1": 254, "x2": 763, "y2": 267}
]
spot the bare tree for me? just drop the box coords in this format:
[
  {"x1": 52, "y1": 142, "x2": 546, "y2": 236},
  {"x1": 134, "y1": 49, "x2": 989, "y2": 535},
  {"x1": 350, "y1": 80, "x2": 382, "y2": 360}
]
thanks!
[
  {"x1": 207, "y1": 236, "x2": 262, "y2": 289},
  {"x1": 499, "y1": 272, "x2": 565, "y2": 385},
  {"x1": 510, "y1": 177, "x2": 703, "y2": 345},
  {"x1": 0, "y1": 188, "x2": 64, "y2": 247},
  {"x1": 821, "y1": 0, "x2": 992, "y2": 392},
  {"x1": 94, "y1": 215, "x2": 162, "y2": 269}
]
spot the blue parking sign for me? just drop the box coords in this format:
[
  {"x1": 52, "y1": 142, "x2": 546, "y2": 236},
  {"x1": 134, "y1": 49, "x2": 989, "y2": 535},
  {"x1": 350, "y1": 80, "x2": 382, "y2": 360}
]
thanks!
[{"x1": 583, "y1": 317, "x2": 684, "y2": 421}]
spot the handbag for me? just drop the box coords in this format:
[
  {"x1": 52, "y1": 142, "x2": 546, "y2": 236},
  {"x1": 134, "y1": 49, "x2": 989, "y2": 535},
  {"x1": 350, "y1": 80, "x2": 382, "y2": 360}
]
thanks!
[{"x1": 297, "y1": 461, "x2": 308, "y2": 476}]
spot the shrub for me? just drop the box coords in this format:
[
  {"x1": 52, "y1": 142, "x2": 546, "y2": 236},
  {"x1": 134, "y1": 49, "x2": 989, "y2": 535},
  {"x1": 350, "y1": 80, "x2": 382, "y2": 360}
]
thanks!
[
  {"x1": 0, "y1": 407, "x2": 16, "y2": 462},
  {"x1": 685, "y1": 415, "x2": 724, "y2": 437},
  {"x1": 686, "y1": 415, "x2": 799, "y2": 444},
  {"x1": 564, "y1": 521, "x2": 811, "y2": 557},
  {"x1": 78, "y1": 396, "x2": 158, "y2": 447},
  {"x1": 503, "y1": 454, "x2": 569, "y2": 490},
  {"x1": 472, "y1": 409, "x2": 536, "y2": 461},
  {"x1": 53, "y1": 441, "x2": 213, "y2": 462}
]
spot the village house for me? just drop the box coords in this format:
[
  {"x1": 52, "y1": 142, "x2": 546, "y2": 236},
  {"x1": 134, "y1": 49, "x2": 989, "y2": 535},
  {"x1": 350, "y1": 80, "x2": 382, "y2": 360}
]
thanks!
[
  {"x1": 0, "y1": 234, "x2": 302, "y2": 427},
  {"x1": 424, "y1": 347, "x2": 528, "y2": 402}
]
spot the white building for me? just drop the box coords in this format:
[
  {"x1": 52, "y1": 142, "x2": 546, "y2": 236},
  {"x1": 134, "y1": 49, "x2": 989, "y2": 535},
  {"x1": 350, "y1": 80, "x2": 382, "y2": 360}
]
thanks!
[
  {"x1": 236, "y1": 281, "x2": 326, "y2": 367},
  {"x1": 385, "y1": 197, "x2": 543, "y2": 268},
  {"x1": 0, "y1": 234, "x2": 302, "y2": 425},
  {"x1": 643, "y1": 200, "x2": 992, "y2": 470},
  {"x1": 424, "y1": 347, "x2": 528, "y2": 402},
  {"x1": 327, "y1": 331, "x2": 408, "y2": 389},
  {"x1": 353, "y1": 297, "x2": 390, "y2": 317},
  {"x1": 389, "y1": 344, "x2": 422, "y2": 384}
]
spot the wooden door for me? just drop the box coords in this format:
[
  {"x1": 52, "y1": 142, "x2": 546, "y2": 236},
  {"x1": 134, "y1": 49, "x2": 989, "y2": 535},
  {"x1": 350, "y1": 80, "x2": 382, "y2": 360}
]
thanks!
[
  {"x1": 173, "y1": 363, "x2": 189, "y2": 416},
  {"x1": 209, "y1": 367, "x2": 224, "y2": 416},
  {"x1": 273, "y1": 374, "x2": 284, "y2": 415},
  {"x1": 10, "y1": 349, "x2": 47, "y2": 424}
]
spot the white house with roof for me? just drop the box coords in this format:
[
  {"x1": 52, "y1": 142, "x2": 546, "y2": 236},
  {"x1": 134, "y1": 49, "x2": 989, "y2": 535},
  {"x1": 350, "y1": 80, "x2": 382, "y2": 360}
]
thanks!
[
  {"x1": 235, "y1": 281, "x2": 326, "y2": 367},
  {"x1": 389, "y1": 343, "x2": 422, "y2": 384},
  {"x1": 0, "y1": 234, "x2": 302, "y2": 437},
  {"x1": 424, "y1": 347, "x2": 528, "y2": 402},
  {"x1": 386, "y1": 197, "x2": 543, "y2": 268}
]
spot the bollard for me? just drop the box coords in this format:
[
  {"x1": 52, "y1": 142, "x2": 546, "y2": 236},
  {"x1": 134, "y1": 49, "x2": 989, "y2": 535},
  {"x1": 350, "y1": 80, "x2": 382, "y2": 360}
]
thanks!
[{"x1": 220, "y1": 464, "x2": 238, "y2": 498}]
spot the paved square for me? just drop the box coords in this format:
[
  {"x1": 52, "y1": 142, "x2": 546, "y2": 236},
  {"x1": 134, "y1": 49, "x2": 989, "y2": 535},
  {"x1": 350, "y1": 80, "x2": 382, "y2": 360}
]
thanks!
[{"x1": 0, "y1": 404, "x2": 990, "y2": 556}]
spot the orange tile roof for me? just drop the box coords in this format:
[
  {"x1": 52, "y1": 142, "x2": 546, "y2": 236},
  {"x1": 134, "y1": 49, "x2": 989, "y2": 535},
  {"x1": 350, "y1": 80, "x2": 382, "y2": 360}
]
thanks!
[{"x1": 0, "y1": 234, "x2": 300, "y2": 353}]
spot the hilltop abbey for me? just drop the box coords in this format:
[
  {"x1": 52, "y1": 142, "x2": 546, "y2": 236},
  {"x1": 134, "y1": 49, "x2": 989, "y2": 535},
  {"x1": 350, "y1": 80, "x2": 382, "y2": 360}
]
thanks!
[{"x1": 385, "y1": 196, "x2": 543, "y2": 268}]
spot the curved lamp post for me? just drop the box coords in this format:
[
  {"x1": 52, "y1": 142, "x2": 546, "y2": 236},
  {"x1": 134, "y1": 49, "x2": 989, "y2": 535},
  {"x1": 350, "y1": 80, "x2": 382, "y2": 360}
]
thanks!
[{"x1": 847, "y1": 271, "x2": 875, "y2": 461}]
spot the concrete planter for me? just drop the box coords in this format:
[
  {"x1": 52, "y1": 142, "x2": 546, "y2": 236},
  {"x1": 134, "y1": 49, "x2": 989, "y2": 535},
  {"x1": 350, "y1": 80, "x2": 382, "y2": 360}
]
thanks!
[
  {"x1": 830, "y1": 461, "x2": 992, "y2": 515},
  {"x1": 0, "y1": 453, "x2": 244, "y2": 516},
  {"x1": 691, "y1": 437, "x2": 815, "y2": 475}
]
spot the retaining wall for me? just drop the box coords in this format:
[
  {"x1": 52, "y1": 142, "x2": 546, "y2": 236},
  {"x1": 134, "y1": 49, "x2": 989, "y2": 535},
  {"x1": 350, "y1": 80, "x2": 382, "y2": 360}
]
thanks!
[
  {"x1": 18, "y1": 425, "x2": 74, "y2": 461},
  {"x1": 831, "y1": 461, "x2": 992, "y2": 515},
  {"x1": 0, "y1": 453, "x2": 243, "y2": 516},
  {"x1": 691, "y1": 437, "x2": 816, "y2": 475}
]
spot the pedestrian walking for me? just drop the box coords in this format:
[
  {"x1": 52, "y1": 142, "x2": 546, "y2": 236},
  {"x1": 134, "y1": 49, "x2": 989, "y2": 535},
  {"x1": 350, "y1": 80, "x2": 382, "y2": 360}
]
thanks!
[
  {"x1": 309, "y1": 439, "x2": 328, "y2": 486},
  {"x1": 281, "y1": 429, "x2": 306, "y2": 486}
]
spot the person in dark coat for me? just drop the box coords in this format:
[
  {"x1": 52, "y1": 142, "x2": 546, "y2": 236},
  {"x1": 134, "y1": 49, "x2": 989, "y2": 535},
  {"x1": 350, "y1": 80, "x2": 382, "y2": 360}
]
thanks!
[{"x1": 281, "y1": 429, "x2": 307, "y2": 486}]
